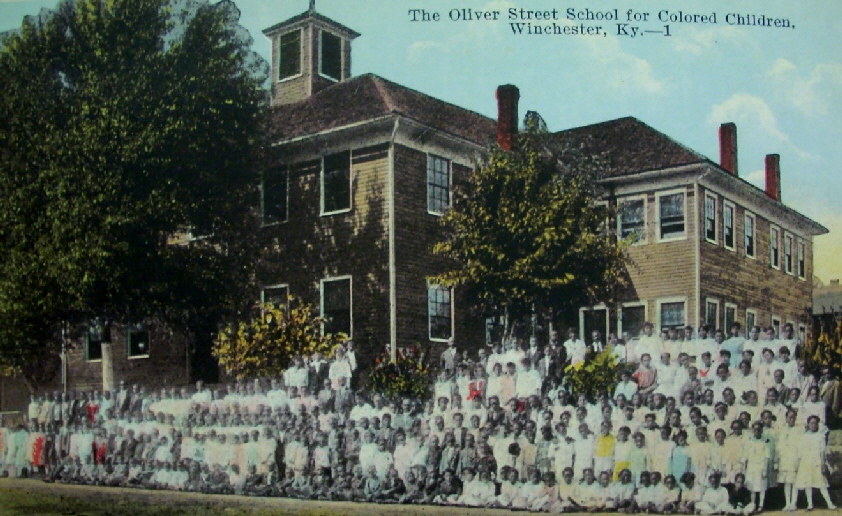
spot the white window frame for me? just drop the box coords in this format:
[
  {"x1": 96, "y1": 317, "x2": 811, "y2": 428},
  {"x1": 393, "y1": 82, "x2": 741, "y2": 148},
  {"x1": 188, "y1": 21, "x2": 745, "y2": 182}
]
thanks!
[
  {"x1": 320, "y1": 275, "x2": 353, "y2": 339},
  {"x1": 784, "y1": 232, "x2": 794, "y2": 275},
  {"x1": 579, "y1": 305, "x2": 610, "y2": 344},
  {"x1": 745, "y1": 308, "x2": 758, "y2": 333},
  {"x1": 797, "y1": 239, "x2": 806, "y2": 280},
  {"x1": 617, "y1": 195, "x2": 647, "y2": 245},
  {"x1": 318, "y1": 28, "x2": 344, "y2": 82},
  {"x1": 744, "y1": 211, "x2": 756, "y2": 259},
  {"x1": 724, "y1": 303, "x2": 738, "y2": 333},
  {"x1": 723, "y1": 200, "x2": 736, "y2": 251},
  {"x1": 261, "y1": 284, "x2": 290, "y2": 308},
  {"x1": 770, "y1": 225, "x2": 781, "y2": 270},
  {"x1": 618, "y1": 301, "x2": 648, "y2": 340},
  {"x1": 656, "y1": 189, "x2": 687, "y2": 242},
  {"x1": 426, "y1": 154, "x2": 452, "y2": 216},
  {"x1": 704, "y1": 298, "x2": 720, "y2": 331},
  {"x1": 127, "y1": 323, "x2": 150, "y2": 360},
  {"x1": 657, "y1": 296, "x2": 688, "y2": 331},
  {"x1": 427, "y1": 282, "x2": 454, "y2": 342},
  {"x1": 277, "y1": 28, "x2": 304, "y2": 83},
  {"x1": 320, "y1": 151, "x2": 352, "y2": 216},
  {"x1": 261, "y1": 166, "x2": 290, "y2": 226},
  {"x1": 704, "y1": 193, "x2": 718, "y2": 244}
]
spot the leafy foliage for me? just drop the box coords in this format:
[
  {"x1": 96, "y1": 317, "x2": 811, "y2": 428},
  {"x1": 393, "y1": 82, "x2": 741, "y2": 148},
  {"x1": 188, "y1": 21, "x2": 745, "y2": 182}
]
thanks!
[
  {"x1": 805, "y1": 315, "x2": 842, "y2": 370},
  {"x1": 563, "y1": 349, "x2": 621, "y2": 401},
  {"x1": 0, "y1": 0, "x2": 267, "y2": 388},
  {"x1": 430, "y1": 118, "x2": 628, "y2": 334},
  {"x1": 365, "y1": 347, "x2": 433, "y2": 401},
  {"x1": 213, "y1": 300, "x2": 346, "y2": 381}
]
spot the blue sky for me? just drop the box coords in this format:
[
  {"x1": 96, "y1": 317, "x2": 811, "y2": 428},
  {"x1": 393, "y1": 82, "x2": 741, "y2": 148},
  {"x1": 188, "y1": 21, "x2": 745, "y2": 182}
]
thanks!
[{"x1": 2, "y1": 0, "x2": 840, "y2": 282}]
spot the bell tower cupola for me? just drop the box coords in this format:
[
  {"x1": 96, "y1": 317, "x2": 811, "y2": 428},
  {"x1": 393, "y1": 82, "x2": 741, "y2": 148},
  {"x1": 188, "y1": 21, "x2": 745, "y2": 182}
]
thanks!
[{"x1": 263, "y1": 1, "x2": 360, "y2": 106}]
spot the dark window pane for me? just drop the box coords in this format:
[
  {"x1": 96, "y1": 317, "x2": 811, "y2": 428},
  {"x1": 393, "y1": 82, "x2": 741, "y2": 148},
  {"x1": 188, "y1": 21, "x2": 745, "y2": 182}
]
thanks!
[
  {"x1": 622, "y1": 306, "x2": 645, "y2": 338},
  {"x1": 427, "y1": 155, "x2": 450, "y2": 214},
  {"x1": 263, "y1": 167, "x2": 288, "y2": 224},
  {"x1": 619, "y1": 199, "x2": 645, "y2": 242},
  {"x1": 279, "y1": 30, "x2": 301, "y2": 79},
  {"x1": 661, "y1": 302, "x2": 685, "y2": 329},
  {"x1": 724, "y1": 205, "x2": 734, "y2": 248},
  {"x1": 128, "y1": 325, "x2": 149, "y2": 357},
  {"x1": 320, "y1": 31, "x2": 342, "y2": 81},
  {"x1": 323, "y1": 151, "x2": 351, "y2": 213},
  {"x1": 659, "y1": 193, "x2": 685, "y2": 239},
  {"x1": 323, "y1": 279, "x2": 351, "y2": 337},
  {"x1": 428, "y1": 286, "x2": 452, "y2": 340}
]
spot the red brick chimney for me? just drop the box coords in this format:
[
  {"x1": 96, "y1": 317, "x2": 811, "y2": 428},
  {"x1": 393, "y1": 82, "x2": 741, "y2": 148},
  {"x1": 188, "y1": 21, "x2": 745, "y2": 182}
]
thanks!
[
  {"x1": 719, "y1": 122, "x2": 738, "y2": 176},
  {"x1": 765, "y1": 154, "x2": 781, "y2": 202},
  {"x1": 496, "y1": 84, "x2": 519, "y2": 151}
]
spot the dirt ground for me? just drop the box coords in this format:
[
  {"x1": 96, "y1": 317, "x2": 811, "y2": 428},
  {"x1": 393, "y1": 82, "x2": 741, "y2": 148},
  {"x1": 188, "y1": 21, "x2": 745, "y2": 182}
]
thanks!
[{"x1": 0, "y1": 478, "x2": 838, "y2": 516}]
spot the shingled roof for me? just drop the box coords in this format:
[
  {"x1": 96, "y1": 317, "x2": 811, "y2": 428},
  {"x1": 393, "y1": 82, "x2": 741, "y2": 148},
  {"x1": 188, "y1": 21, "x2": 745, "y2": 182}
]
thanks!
[
  {"x1": 267, "y1": 73, "x2": 497, "y2": 146},
  {"x1": 546, "y1": 117, "x2": 709, "y2": 178}
]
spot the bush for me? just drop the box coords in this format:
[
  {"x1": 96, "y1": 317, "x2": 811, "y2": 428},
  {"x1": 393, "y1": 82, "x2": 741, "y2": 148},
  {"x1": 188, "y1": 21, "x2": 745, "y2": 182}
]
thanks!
[
  {"x1": 562, "y1": 349, "x2": 621, "y2": 401},
  {"x1": 365, "y1": 346, "x2": 433, "y2": 401}
]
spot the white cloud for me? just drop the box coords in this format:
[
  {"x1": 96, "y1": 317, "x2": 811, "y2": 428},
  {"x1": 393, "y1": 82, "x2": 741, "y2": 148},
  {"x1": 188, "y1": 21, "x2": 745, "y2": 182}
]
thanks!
[
  {"x1": 743, "y1": 169, "x2": 765, "y2": 188},
  {"x1": 811, "y1": 211, "x2": 842, "y2": 283},
  {"x1": 408, "y1": 40, "x2": 449, "y2": 61},
  {"x1": 707, "y1": 93, "x2": 815, "y2": 161},
  {"x1": 407, "y1": 0, "x2": 514, "y2": 61},
  {"x1": 767, "y1": 58, "x2": 842, "y2": 116},
  {"x1": 671, "y1": 25, "x2": 754, "y2": 55},
  {"x1": 582, "y1": 34, "x2": 664, "y2": 95}
]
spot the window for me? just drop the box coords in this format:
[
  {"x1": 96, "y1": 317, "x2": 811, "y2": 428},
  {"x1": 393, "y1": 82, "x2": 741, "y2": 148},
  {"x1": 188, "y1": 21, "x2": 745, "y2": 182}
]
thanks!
[
  {"x1": 427, "y1": 155, "x2": 450, "y2": 215},
  {"x1": 772, "y1": 316, "x2": 781, "y2": 338},
  {"x1": 620, "y1": 304, "x2": 646, "y2": 339},
  {"x1": 279, "y1": 30, "x2": 301, "y2": 80},
  {"x1": 744, "y1": 212, "x2": 755, "y2": 258},
  {"x1": 319, "y1": 30, "x2": 342, "y2": 81},
  {"x1": 798, "y1": 240, "x2": 806, "y2": 279},
  {"x1": 428, "y1": 284, "x2": 453, "y2": 341},
  {"x1": 261, "y1": 285, "x2": 289, "y2": 309},
  {"x1": 618, "y1": 198, "x2": 645, "y2": 244},
  {"x1": 784, "y1": 233, "x2": 794, "y2": 275},
  {"x1": 580, "y1": 307, "x2": 608, "y2": 345},
  {"x1": 659, "y1": 300, "x2": 686, "y2": 329},
  {"x1": 724, "y1": 303, "x2": 737, "y2": 333},
  {"x1": 723, "y1": 201, "x2": 735, "y2": 250},
  {"x1": 321, "y1": 151, "x2": 351, "y2": 214},
  {"x1": 262, "y1": 167, "x2": 289, "y2": 224},
  {"x1": 658, "y1": 191, "x2": 685, "y2": 240},
  {"x1": 86, "y1": 321, "x2": 107, "y2": 361},
  {"x1": 705, "y1": 299, "x2": 720, "y2": 330},
  {"x1": 770, "y1": 226, "x2": 780, "y2": 269},
  {"x1": 704, "y1": 194, "x2": 717, "y2": 243},
  {"x1": 321, "y1": 277, "x2": 352, "y2": 337},
  {"x1": 745, "y1": 309, "x2": 757, "y2": 333},
  {"x1": 127, "y1": 323, "x2": 149, "y2": 358}
]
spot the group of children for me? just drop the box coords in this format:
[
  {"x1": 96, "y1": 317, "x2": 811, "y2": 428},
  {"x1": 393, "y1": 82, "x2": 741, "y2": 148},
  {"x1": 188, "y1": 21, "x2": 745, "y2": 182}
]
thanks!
[{"x1": 0, "y1": 323, "x2": 838, "y2": 513}]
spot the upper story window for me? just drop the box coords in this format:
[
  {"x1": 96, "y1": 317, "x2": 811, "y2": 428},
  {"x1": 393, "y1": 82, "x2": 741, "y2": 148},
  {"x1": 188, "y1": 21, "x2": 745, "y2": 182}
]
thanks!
[
  {"x1": 261, "y1": 284, "x2": 289, "y2": 309},
  {"x1": 427, "y1": 155, "x2": 450, "y2": 215},
  {"x1": 320, "y1": 30, "x2": 342, "y2": 81},
  {"x1": 723, "y1": 201, "x2": 735, "y2": 250},
  {"x1": 657, "y1": 191, "x2": 685, "y2": 241},
  {"x1": 798, "y1": 240, "x2": 806, "y2": 279},
  {"x1": 704, "y1": 194, "x2": 717, "y2": 243},
  {"x1": 770, "y1": 226, "x2": 780, "y2": 269},
  {"x1": 784, "y1": 233, "x2": 794, "y2": 275},
  {"x1": 428, "y1": 284, "x2": 453, "y2": 342},
  {"x1": 279, "y1": 30, "x2": 302, "y2": 80},
  {"x1": 618, "y1": 198, "x2": 645, "y2": 244},
  {"x1": 322, "y1": 151, "x2": 351, "y2": 215},
  {"x1": 321, "y1": 277, "x2": 352, "y2": 338},
  {"x1": 262, "y1": 166, "x2": 289, "y2": 224},
  {"x1": 744, "y1": 212, "x2": 755, "y2": 258}
]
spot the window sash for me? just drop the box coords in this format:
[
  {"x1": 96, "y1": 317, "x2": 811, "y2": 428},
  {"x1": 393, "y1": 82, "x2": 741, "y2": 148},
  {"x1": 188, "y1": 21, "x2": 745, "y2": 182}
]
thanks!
[
  {"x1": 659, "y1": 193, "x2": 685, "y2": 239},
  {"x1": 798, "y1": 241, "x2": 806, "y2": 278},
  {"x1": 127, "y1": 325, "x2": 149, "y2": 357},
  {"x1": 619, "y1": 200, "x2": 645, "y2": 242},
  {"x1": 621, "y1": 306, "x2": 646, "y2": 338},
  {"x1": 279, "y1": 30, "x2": 301, "y2": 80},
  {"x1": 426, "y1": 155, "x2": 450, "y2": 214},
  {"x1": 724, "y1": 204, "x2": 734, "y2": 249},
  {"x1": 263, "y1": 167, "x2": 289, "y2": 224},
  {"x1": 322, "y1": 152, "x2": 351, "y2": 214},
  {"x1": 323, "y1": 279, "x2": 351, "y2": 337},
  {"x1": 320, "y1": 31, "x2": 342, "y2": 81},
  {"x1": 744, "y1": 214, "x2": 755, "y2": 257},
  {"x1": 725, "y1": 306, "x2": 737, "y2": 332},
  {"x1": 428, "y1": 285, "x2": 452, "y2": 340},
  {"x1": 784, "y1": 235, "x2": 793, "y2": 274},
  {"x1": 770, "y1": 228, "x2": 780, "y2": 268},
  {"x1": 661, "y1": 301, "x2": 685, "y2": 328},
  {"x1": 705, "y1": 301, "x2": 719, "y2": 329},
  {"x1": 705, "y1": 196, "x2": 716, "y2": 241}
]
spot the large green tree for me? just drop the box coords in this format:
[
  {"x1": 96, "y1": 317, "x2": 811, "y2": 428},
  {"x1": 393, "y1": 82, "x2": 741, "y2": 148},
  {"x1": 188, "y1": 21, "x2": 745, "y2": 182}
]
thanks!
[
  {"x1": 430, "y1": 115, "x2": 629, "y2": 339},
  {"x1": 0, "y1": 0, "x2": 267, "y2": 390}
]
